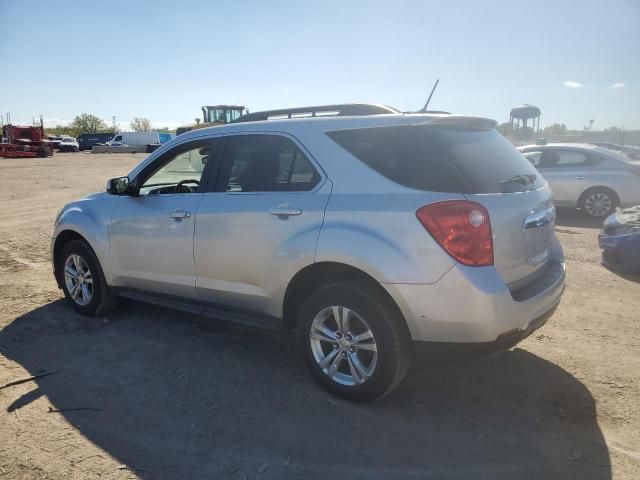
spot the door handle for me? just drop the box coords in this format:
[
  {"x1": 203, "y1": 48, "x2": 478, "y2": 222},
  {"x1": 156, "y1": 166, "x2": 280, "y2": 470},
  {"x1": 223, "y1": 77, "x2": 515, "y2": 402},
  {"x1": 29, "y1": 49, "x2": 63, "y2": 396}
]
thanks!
[
  {"x1": 270, "y1": 205, "x2": 302, "y2": 217},
  {"x1": 575, "y1": 176, "x2": 585, "y2": 180},
  {"x1": 169, "y1": 209, "x2": 191, "y2": 220}
]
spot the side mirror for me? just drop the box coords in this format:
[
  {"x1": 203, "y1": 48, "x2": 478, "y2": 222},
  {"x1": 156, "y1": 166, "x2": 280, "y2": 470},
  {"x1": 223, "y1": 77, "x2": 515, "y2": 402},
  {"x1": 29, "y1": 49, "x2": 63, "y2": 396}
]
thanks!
[{"x1": 106, "y1": 176, "x2": 131, "y2": 195}]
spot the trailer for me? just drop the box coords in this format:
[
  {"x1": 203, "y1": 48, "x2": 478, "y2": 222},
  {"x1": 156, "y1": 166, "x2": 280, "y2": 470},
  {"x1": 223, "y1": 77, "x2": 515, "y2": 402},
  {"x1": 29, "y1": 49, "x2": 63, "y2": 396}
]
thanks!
[{"x1": 0, "y1": 124, "x2": 54, "y2": 158}]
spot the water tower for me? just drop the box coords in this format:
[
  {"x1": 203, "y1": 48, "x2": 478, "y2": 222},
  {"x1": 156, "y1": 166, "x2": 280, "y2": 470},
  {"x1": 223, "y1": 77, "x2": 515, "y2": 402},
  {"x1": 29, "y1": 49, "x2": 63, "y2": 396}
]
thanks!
[{"x1": 510, "y1": 104, "x2": 541, "y2": 134}]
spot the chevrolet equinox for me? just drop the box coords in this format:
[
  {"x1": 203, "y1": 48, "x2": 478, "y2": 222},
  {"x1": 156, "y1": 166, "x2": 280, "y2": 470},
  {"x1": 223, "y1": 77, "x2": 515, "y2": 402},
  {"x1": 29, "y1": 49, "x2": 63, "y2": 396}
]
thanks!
[{"x1": 51, "y1": 113, "x2": 565, "y2": 402}]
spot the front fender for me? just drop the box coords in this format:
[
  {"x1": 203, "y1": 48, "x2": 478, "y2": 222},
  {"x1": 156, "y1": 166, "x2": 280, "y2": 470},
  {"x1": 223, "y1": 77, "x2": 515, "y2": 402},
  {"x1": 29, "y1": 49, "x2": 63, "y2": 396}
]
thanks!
[{"x1": 51, "y1": 194, "x2": 118, "y2": 284}]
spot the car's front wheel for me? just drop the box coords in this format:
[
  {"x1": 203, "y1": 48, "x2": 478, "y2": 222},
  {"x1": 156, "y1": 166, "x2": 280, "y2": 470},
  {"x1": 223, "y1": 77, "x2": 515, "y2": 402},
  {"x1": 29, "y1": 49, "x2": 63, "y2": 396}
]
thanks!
[
  {"x1": 298, "y1": 282, "x2": 411, "y2": 402},
  {"x1": 58, "y1": 239, "x2": 117, "y2": 316}
]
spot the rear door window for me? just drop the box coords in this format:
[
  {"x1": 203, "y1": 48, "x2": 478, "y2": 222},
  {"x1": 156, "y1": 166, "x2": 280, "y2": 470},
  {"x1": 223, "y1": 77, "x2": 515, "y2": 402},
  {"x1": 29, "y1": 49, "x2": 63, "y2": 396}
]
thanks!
[
  {"x1": 327, "y1": 125, "x2": 545, "y2": 194},
  {"x1": 217, "y1": 134, "x2": 321, "y2": 192},
  {"x1": 539, "y1": 149, "x2": 599, "y2": 168}
]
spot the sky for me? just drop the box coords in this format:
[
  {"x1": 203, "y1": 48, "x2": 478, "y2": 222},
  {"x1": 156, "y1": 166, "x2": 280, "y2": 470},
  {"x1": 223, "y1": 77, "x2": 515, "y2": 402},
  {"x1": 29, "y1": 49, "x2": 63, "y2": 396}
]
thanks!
[{"x1": 1, "y1": 0, "x2": 639, "y2": 130}]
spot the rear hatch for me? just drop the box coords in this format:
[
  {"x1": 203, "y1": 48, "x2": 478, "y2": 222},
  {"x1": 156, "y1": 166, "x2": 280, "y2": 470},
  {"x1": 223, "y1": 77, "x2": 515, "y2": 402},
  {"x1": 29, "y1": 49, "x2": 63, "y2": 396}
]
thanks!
[{"x1": 327, "y1": 117, "x2": 555, "y2": 287}]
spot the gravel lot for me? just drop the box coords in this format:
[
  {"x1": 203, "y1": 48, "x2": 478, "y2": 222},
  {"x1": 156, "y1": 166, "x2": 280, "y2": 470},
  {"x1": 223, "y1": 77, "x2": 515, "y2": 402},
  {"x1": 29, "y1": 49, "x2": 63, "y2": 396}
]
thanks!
[{"x1": 0, "y1": 152, "x2": 638, "y2": 479}]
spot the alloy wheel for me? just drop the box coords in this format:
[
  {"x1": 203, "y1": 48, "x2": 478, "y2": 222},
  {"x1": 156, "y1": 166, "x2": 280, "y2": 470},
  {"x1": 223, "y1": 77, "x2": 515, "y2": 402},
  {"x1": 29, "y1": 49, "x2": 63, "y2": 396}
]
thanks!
[
  {"x1": 309, "y1": 306, "x2": 378, "y2": 386},
  {"x1": 64, "y1": 254, "x2": 94, "y2": 306},
  {"x1": 584, "y1": 192, "x2": 613, "y2": 217}
]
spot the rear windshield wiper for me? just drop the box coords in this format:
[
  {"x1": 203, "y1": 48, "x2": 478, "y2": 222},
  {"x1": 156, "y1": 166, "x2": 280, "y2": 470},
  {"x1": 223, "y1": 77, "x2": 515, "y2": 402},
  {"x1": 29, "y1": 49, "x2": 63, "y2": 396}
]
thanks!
[{"x1": 500, "y1": 174, "x2": 537, "y2": 185}]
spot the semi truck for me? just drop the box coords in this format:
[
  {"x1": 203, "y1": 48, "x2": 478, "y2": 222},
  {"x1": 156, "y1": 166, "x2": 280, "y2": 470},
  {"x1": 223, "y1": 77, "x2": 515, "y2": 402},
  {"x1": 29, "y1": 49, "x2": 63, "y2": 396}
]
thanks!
[{"x1": 0, "y1": 124, "x2": 54, "y2": 158}]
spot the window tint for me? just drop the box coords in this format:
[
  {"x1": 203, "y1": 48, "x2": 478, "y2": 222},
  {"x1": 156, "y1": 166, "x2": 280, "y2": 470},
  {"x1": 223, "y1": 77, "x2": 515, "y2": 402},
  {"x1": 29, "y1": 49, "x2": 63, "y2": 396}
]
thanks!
[
  {"x1": 557, "y1": 150, "x2": 590, "y2": 165},
  {"x1": 139, "y1": 140, "x2": 219, "y2": 195},
  {"x1": 539, "y1": 149, "x2": 597, "y2": 168},
  {"x1": 221, "y1": 135, "x2": 320, "y2": 192},
  {"x1": 327, "y1": 125, "x2": 545, "y2": 194}
]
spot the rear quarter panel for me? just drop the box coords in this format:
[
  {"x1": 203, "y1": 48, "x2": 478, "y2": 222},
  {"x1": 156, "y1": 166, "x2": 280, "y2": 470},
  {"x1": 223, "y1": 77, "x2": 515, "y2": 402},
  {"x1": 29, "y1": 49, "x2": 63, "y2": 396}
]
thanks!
[{"x1": 316, "y1": 192, "x2": 460, "y2": 284}]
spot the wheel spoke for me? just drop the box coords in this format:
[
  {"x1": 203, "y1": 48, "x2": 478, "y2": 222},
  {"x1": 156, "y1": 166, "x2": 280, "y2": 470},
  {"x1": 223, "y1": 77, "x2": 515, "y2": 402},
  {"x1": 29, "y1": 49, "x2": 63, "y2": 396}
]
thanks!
[
  {"x1": 352, "y1": 329, "x2": 374, "y2": 344},
  {"x1": 81, "y1": 284, "x2": 91, "y2": 303},
  {"x1": 348, "y1": 352, "x2": 370, "y2": 383},
  {"x1": 318, "y1": 348, "x2": 339, "y2": 369},
  {"x1": 333, "y1": 306, "x2": 354, "y2": 333},
  {"x1": 70, "y1": 282, "x2": 81, "y2": 299},
  {"x1": 327, "y1": 352, "x2": 343, "y2": 378},
  {"x1": 72, "y1": 255, "x2": 82, "y2": 274},
  {"x1": 332, "y1": 306, "x2": 344, "y2": 331},
  {"x1": 353, "y1": 342, "x2": 377, "y2": 352},
  {"x1": 311, "y1": 323, "x2": 337, "y2": 342},
  {"x1": 342, "y1": 308, "x2": 352, "y2": 333},
  {"x1": 64, "y1": 264, "x2": 78, "y2": 278}
]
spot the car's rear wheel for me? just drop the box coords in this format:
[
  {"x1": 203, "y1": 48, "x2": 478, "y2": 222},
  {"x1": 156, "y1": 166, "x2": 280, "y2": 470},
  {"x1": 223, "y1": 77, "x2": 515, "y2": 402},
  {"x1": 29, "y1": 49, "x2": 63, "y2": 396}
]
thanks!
[
  {"x1": 298, "y1": 282, "x2": 411, "y2": 402},
  {"x1": 580, "y1": 188, "x2": 618, "y2": 218},
  {"x1": 58, "y1": 239, "x2": 117, "y2": 316}
]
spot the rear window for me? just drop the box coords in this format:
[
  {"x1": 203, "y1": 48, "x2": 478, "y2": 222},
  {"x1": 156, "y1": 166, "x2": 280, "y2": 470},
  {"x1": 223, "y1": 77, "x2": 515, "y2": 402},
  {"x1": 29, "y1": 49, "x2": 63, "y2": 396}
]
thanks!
[{"x1": 327, "y1": 125, "x2": 545, "y2": 194}]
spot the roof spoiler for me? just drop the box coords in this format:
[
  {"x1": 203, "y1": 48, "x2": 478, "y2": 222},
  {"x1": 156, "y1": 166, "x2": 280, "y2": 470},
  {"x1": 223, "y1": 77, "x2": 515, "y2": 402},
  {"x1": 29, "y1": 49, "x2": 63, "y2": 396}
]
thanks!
[{"x1": 412, "y1": 115, "x2": 498, "y2": 129}]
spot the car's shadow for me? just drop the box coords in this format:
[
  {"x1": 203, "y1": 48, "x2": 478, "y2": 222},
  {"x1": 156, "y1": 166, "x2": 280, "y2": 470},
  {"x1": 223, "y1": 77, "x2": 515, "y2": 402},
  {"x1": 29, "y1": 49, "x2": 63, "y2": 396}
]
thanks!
[
  {"x1": 0, "y1": 300, "x2": 611, "y2": 479},
  {"x1": 555, "y1": 208, "x2": 603, "y2": 229}
]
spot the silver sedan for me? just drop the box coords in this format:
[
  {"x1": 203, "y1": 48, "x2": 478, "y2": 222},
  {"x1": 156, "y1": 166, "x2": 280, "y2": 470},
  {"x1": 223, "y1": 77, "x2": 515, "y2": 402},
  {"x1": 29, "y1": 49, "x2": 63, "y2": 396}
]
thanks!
[{"x1": 518, "y1": 143, "x2": 640, "y2": 218}]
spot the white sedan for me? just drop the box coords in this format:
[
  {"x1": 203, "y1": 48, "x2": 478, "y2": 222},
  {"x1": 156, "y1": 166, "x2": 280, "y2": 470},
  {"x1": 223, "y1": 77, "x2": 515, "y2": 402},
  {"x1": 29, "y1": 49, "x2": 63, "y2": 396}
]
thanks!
[{"x1": 59, "y1": 136, "x2": 79, "y2": 152}]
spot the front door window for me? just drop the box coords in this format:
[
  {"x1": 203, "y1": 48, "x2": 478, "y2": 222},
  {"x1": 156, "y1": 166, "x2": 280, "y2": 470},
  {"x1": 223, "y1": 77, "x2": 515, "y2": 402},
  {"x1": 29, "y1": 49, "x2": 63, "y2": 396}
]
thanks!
[{"x1": 139, "y1": 141, "x2": 220, "y2": 195}]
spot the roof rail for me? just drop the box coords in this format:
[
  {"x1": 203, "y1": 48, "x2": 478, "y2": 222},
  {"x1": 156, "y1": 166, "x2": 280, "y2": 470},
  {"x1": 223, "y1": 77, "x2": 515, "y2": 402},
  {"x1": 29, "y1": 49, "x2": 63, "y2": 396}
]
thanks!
[{"x1": 233, "y1": 103, "x2": 400, "y2": 123}]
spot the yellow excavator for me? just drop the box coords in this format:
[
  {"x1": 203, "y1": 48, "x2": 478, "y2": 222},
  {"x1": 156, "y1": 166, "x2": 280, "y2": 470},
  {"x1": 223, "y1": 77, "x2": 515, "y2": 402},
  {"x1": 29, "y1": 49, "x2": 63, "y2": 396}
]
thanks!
[{"x1": 176, "y1": 105, "x2": 246, "y2": 135}]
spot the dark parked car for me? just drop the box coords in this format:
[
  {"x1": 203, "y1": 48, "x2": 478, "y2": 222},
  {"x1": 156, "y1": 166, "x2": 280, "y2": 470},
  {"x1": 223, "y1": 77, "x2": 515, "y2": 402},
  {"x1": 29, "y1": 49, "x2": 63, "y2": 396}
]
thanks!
[
  {"x1": 599, "y1": 206, "x2": 640, "y2": 274},
  {"x1": 77, "y1": 133, "x2": 115, "y2": 151}
]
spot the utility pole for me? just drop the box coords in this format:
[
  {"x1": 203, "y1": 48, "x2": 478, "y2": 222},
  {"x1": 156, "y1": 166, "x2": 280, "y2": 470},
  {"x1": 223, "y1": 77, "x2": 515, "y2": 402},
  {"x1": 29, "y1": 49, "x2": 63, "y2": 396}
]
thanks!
[{"x1": 112, "y1": 116, "x2": 116, "y2": 132}]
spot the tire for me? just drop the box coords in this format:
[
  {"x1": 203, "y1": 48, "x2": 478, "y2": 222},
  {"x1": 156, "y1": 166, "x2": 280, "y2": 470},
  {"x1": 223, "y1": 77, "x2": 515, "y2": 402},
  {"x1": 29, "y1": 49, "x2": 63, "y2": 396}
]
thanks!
[
  {"x1": 580, "y1": 188, "x2": 618, "y2": 218},
  {"x1": 298, "y1": 282, "x2": 411, "y2": 402},
  {"x1": 57, "y1": 239, "x2": 118, "y2": 316}
]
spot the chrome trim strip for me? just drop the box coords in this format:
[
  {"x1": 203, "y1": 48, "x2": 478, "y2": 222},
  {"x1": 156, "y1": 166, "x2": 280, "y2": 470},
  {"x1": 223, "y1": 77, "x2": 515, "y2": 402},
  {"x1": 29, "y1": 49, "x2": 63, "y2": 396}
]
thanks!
[{"x1": 523, "y1": 206, "x2": 556, "y2": 230}]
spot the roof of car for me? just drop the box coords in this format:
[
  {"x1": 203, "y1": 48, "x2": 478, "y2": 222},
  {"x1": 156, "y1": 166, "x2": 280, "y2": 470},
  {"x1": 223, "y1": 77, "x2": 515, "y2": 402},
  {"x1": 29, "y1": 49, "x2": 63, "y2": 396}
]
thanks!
[
  {"x1": 176, "y1": 113, "x2": 497, "y2": 140},
  {"x1": 518, "y1": 142, "x2": 601, "y2": 150}
]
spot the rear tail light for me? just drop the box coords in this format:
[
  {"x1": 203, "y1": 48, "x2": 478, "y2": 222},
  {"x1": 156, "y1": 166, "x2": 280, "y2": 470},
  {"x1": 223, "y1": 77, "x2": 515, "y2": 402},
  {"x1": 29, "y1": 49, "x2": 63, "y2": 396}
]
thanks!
[{"x1": 416, "y1": 201, "x2": 494, "y2": 266}]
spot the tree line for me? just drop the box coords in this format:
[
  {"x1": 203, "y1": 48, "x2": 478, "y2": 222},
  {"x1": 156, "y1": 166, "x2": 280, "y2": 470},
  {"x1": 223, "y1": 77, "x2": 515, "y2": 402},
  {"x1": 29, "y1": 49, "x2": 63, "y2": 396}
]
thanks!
[{"x1": 45, "y1": 114, "x2": 174, "y2": 136}]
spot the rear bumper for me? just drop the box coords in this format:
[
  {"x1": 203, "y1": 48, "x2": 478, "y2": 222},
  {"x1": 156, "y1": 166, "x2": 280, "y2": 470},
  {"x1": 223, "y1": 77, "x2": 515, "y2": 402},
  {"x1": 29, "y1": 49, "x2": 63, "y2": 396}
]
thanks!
[
  {"x1": 382, "y1": 247, "x2": 565, "y2": 344},
  {"x1": 412, "y1": 303, "x2": 557, "y2": 363}
]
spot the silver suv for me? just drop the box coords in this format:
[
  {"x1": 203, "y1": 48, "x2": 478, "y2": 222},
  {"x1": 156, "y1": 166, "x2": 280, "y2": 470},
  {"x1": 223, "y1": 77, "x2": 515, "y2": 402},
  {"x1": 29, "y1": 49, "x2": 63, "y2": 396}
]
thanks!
[{"x1": 51, "y1": 113, "x2": 566, "y2": 402}]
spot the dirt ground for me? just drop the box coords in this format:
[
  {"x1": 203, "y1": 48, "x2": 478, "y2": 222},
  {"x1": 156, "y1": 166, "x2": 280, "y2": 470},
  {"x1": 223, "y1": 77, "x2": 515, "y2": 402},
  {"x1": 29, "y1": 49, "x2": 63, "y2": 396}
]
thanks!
[{"x1": 0, "y1": 152, "x2": 638, "y2": 479}]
